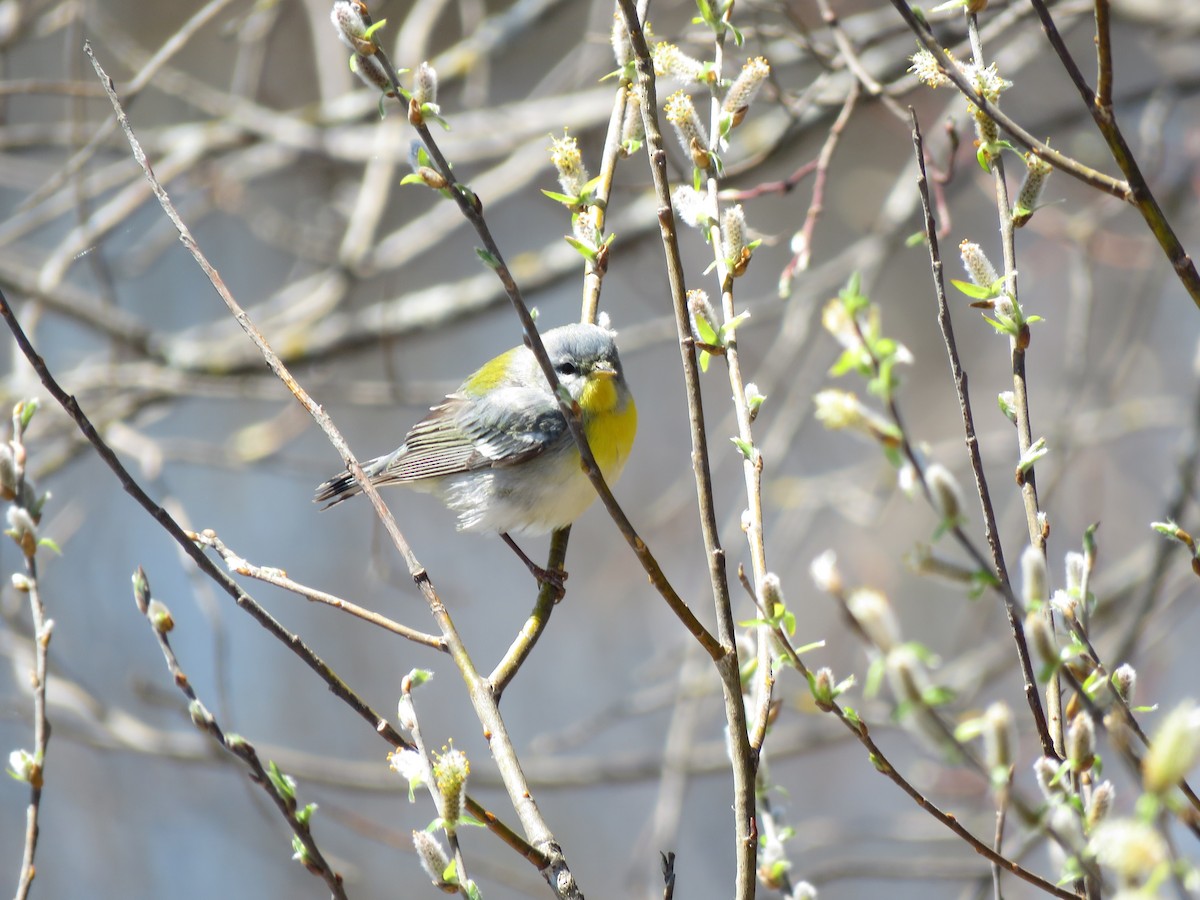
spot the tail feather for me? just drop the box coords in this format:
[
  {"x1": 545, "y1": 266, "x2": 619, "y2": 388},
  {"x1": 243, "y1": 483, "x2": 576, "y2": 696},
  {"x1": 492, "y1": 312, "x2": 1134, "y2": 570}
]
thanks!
[
  {"x1": 315, "y1": 447, "x2": 404, "y2": 509},
  {"x1": 314, "y1": 470, "x2": 361, "y2": 508}
]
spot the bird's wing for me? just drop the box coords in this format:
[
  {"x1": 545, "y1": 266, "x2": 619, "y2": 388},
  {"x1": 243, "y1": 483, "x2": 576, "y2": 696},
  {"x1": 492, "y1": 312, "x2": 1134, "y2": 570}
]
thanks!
[{"x1": 380, "y1": 387, "x2": 567, "y2": 482}]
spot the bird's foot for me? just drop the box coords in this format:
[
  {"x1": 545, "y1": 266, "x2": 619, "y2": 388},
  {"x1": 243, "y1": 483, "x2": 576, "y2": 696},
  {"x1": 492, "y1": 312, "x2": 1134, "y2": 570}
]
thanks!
[{"x1": 501, "y1": 533, "x2": 568, "y2": 600}]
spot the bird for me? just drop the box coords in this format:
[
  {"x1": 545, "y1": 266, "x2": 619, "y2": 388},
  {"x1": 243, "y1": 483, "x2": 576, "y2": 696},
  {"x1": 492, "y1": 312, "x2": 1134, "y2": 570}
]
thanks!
[{"x1": 315, "y1": 322, "x2": 637, "y2": 588}]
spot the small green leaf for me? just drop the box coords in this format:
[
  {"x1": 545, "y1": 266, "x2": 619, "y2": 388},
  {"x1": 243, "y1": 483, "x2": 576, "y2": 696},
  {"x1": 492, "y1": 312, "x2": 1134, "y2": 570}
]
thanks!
[
  {"x1": 781, "y1": 609, "x2": 796, "y2": 636},
  {"x1": 267, "y1": 761, "x2": 296, "y2": 801},
  {"x1": 578, "y1": 174, "x2": 605, "y2": 202},
  {"x1": 976, "y1": 145, "x2": 993, "y2": 173},
  {"x1": 475, "y1": 248, "x2": 500, "y2": 269},
  {"x1": 542, "y1": 189, "x2": 578, "y2": 205},
  {"x1": 828, "y1": 347, "x2": 867, "y2": 378},
  {"x1": 864, "y1": 656, "x2": 885, "y2": 698},
  {"x1": 16, "y1": 400, "x2": 38, "y2": 431},
  {"x1": 731, "y1": 436, "x2": 754, "y2": 460},
  {"x1": 951, "y1": 279, "x2": 995, "y2": 300},
  {"x1": 922, "y1": 685, "x2": 955, "y2": 707},
  {"x1": 954, "y1": 718, "x2": 985, "y2": 742},
  {"x1": 969, "y1": 569, "x2": 1000, "y2": 598},
  {"x1": 1017, "y1": 437, "x2": 1049, "y2": 475},
  {"x1": 406, "y1": 669, "x2": 433, "y2": 687},
  {"x1": 363, "y1": 18, "x2": 388, "y2": 40},
  {"x1": 424, "y1": 109, "x2": 451, "y2": 131},
  {"x1": 564, "y1": 236, "x2": 598, "y2": 261},
  {"x1": 296, "y1": 802, "x2": 317, "y2": 826},
  {"x1": 693, "y1": 314, "x2": 719, "y2": 346},
  {"x1": 718, "y1": 310, "x2": 751, "y2": 343}
]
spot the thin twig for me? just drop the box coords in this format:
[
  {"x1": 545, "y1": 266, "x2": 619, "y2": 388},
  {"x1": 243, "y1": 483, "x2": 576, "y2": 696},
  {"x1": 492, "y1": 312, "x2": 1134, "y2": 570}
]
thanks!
[
  {"x1": 10, "y1": 405, "x2": 51, "y2": 900},
  {"x1": 190, "y1": 528, "x2": 446, "y2": 650},
  {"x1": 895, "y1": 0, "x2": 1200, "y2": 311},
  {"x1": 887, "y1": 0, "x2": 1128, "y2": 199},
  {"x1": 133, "y1": 567, "x2": 347, "y2": 898},
  {"x1": 908, "y1": 107, "x2": 1056, "y2": 758},
  {"x1": 616, "y1": 2, "x2": 756, "y2": 896},
  {"x1": 763, "y1": 602, "x2": 1080, "y2": 898}
]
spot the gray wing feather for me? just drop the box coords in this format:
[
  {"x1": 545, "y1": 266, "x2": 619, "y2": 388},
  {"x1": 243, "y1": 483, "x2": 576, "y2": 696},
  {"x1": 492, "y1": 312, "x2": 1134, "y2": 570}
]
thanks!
[{"x1": 378, "y1": 387, "x2": 567, "y2": 483}]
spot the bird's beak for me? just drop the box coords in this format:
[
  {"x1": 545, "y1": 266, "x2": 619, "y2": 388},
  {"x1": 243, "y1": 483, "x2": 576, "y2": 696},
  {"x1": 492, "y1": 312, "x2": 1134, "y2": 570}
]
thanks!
[{"x1": 592, "y1": 361, "x2": 618, "y2": 378}]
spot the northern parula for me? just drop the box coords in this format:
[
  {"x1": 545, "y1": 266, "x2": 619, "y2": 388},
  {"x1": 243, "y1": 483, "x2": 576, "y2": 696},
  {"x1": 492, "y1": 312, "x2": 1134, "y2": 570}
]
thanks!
[{"x1": 315, "y1": 322, "x2": 637, "y2": 580}]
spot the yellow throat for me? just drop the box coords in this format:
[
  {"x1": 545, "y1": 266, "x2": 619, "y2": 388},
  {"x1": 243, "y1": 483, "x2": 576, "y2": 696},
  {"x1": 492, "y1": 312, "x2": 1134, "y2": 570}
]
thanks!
[{"x1": 580, "y1": 374, "x2": 637, "y2": 480}]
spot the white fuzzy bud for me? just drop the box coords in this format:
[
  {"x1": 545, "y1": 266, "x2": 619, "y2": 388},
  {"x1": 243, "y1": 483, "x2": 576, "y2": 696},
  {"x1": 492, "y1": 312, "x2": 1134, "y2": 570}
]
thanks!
[{"x1": 846, "y1": 588, "x2": 901, "y2": 652}]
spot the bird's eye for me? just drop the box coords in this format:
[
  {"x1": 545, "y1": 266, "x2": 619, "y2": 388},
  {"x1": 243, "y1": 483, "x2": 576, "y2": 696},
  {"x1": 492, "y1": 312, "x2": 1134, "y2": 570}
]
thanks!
[{"x1": 555, "y1": 361, "x2": 578, "y2": 377}]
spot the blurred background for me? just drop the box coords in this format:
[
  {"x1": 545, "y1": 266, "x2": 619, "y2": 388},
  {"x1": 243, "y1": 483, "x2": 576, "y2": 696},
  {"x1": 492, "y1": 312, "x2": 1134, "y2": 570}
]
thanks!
[{"x1": 1, "y1": 0, "x2": 1199, "y2": 897}]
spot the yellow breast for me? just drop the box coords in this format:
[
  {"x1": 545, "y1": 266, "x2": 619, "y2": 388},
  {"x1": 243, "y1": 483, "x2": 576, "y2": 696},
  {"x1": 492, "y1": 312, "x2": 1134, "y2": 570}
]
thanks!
[{"x1": 581, "y1": 381, "x2": 637, "y2": 482}]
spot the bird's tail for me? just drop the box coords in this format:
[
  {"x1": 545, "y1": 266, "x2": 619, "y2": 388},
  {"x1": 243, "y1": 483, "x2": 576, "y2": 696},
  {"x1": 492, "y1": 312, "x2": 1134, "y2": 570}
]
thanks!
[
  {"x1": 314, "y1": 469, "x2": 361, "y2": 508},
  {"x1": 314, "y1": 448, "x2": 401, "y2": 508}
]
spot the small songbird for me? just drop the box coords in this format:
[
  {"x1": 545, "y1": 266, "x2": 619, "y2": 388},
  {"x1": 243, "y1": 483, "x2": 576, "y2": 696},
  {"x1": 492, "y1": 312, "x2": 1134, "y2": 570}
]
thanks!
[{"x1": 315, "y1": 322, "x2": 637, "y2": 586}]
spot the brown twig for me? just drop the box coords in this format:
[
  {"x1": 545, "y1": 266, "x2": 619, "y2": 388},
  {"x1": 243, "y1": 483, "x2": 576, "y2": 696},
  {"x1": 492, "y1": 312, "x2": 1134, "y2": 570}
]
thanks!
[
  {"x1": 616, "y1": 2, "x2": 757, "y2": 896},
  {"x1": 779, "y1": 78, "x2": 860, "y2": 289},
  {"x1": 487, "y1": 527, "x2": 570, "y2": 697},
  {"x1": 762, "y1": 595, "x2": 1080, "y2": 899},
  {"x1": 189, "y1": 528, "x2": 446, "y2": 650},
  {"x1": 10, "y1": 404, "x2": 51, "y2": 900},
  {"x1": 892, "y1": 0, "x2": 1200, "y2": 311},
  {"x1": 132, "y1": 567, "x2": 347, "y2": 898},
  {"x1": 888, "y1": 0, "x2": 1127, "y2": 195},
  {"x1": 908, "y1": 107, "x2": 1056, "y2": 759}
]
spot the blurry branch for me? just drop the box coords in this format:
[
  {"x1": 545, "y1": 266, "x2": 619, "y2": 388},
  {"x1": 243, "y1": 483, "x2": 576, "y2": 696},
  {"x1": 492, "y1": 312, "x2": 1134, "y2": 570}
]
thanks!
[
  {"x1": 0, "y1": 79, "x2": 104, "y2": 97},
  {"x1": 18, "y1": 0, "x2": 240, "y2": 215},
  {"x1": 131, "y1": 566, "x2": 347, "y2": 898},
  {"x1": 1114, "y1": 380, "x2": 1200, "y2": 663},
  {"x1": 777, "y1": 78, "x2": 859, "y2": 321},
  {"x1": 0, "y1": 256, "x2": 155, "y2": 353}
]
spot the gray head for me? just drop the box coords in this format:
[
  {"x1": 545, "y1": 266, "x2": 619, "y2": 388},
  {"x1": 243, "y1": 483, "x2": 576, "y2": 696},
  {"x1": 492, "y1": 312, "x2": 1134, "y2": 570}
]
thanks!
[{"x1": 513, "y1": 322, "x2": 628, "y2": 403}]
